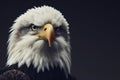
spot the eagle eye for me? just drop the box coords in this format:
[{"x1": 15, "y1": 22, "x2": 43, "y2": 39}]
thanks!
[
  {"x1": 30, "y1": 24, "x2": 40, "y2": 31},
  {"x1": 54, "y1": 26, "x2": 65, "y2": 32}
]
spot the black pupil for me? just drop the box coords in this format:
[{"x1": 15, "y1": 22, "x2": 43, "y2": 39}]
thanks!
[
  {"x1": 32, "y1": 25, "x2": 36, "y2": 29},
  {"x1": 31, "y1": 25, "x2": 39, "y2": 30}
]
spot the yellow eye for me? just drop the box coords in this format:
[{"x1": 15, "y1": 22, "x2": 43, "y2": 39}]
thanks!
[{"x1": 31, "y1": 25, "x2": 39, "y2": 31}]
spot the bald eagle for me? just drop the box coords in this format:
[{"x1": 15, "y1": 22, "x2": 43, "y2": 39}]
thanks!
[{"x1": 0, "y1": 6, "x2": 76, "y2": 80}]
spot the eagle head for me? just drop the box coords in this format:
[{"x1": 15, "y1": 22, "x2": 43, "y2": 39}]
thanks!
[{"x1": 7, "y1": 6, "x2": 71, "y2": 74}]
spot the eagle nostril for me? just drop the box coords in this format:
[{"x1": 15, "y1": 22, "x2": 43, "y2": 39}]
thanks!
[{"x1": 44, "y1": 28, "x2": 47, "y2": 31}]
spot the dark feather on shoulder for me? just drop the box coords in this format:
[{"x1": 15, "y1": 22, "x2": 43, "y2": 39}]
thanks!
[{"x1": 0, "y1": 69, "x2": 30, "y2": 80}]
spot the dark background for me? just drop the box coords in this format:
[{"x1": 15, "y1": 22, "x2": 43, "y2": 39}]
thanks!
[{"x1": 0, "y1": 0, "x2": 120, "y2": 80}]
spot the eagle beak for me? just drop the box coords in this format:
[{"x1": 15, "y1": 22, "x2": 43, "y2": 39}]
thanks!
[{"x1": 35, "y1": 23, "x2": 54, "y2": 47}]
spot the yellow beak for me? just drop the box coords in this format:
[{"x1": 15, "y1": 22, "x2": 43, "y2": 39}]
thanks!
[{"x1": 35, "y1": 23, "x2": 55, "y2": 47}]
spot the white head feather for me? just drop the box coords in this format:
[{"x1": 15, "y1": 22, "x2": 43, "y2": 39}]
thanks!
[{"x1": 7, "y1": 6, "x2": 71, "y2": 74}]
